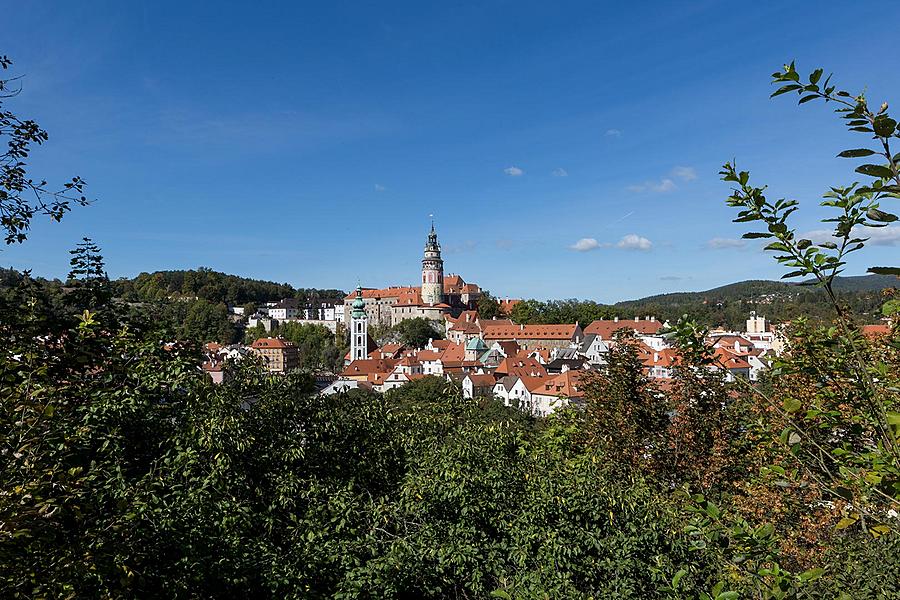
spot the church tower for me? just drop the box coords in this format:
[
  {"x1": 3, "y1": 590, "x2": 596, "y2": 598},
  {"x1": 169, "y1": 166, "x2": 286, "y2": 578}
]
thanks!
[
  {"x1": 421, "y1": 222, "x2": 444, "y2": 305},
  {"x1": 350, "y1": 285, "x2": 368, "y2": 361}
]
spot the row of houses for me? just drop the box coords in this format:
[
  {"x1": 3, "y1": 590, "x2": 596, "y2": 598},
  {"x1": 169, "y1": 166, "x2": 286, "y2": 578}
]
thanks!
[{"x1": 326, "y1": 312, "x2": 781, "y2": 416}]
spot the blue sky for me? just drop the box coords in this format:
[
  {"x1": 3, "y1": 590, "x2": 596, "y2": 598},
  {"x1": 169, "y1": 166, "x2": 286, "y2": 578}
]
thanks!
[{"x1": 4, "y1": 1, "x2": 900, "y2": 302}]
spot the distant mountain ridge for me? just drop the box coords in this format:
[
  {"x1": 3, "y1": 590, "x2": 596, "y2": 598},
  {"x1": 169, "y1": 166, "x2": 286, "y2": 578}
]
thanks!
[{"x1": 617, "y1": 274, "x2": 896, "y2": 307}]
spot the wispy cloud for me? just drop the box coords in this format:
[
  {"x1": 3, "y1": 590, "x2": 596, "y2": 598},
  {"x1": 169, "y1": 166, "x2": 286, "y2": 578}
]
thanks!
[
  {"x1": 801, "y1": 225, "x2": 900, "y2": 247},
  {"x1": 552, "y1": 167, "x2": 568, "y2": 177},
  {"x1": 605, "y1": 129, "x2": 622, "y2": 137},
  {"x1": 617, "y1": 234, "x2": 653, "y2": 251},
  {"x1": 374, "y1": 183, "x2": 386, "y2": 192},
  {"x1": 570, "y1": 238, "x2": 600, "y2": 252},
  {"x1": 444, "y1": 240, "x2": 479, "y2": 254},
  {"x1": 706, "y1": 237, "x2": 746, "y2": 249},
  {"x1": 504, "y1": 166, "x2": 524, "y2": 176},
  {"x1": 672, "y1": 166, "x2": 697, "y2": 181},
  {"x1": 627, "y1": 178, "x2": 676, "y2": 193},
  {"x1": 628, "y1": 166, "x2": 697, "y2": 193}
]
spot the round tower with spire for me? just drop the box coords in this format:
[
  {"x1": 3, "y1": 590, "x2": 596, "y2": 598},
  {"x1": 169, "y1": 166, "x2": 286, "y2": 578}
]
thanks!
[
  {"x1": 350, "y1": 285, "x2": 368, "y2": 361},
  {"x1": 421, "y1": 221, "x2": 444, "y2": 306}
]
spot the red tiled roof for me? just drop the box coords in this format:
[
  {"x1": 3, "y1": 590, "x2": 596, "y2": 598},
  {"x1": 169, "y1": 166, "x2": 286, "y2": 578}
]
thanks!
[
  {"x1": 341, "y1": 358, "x2": 398, "y2": 377},
  {"x1": 530, "y1": 371, "x2": 584, "y2": 398},
  {"x1": 415, "y1": 350, "x2": 442, "y2": 361},
  {"x1": 713, "y1": 348, "x2": 751, "y2": 370},
  {"x1": 862, "y1": 324, "x2": 891, "y2": 339},
  {"x1": 465, "y1": 373, "x2": 496, "y2": 387},
  {"x1": 584, "y1": 319, "x2": 663, "y2": 338},
  {"x1": 495, "y1": 354, "x2": 547, "y2": 378},
  {"x1": 251, "y1": 337, "x2": 295, "y2": 349},
  {"x1": 482, "y1": 323, "x2": 579, "y2": 340}
]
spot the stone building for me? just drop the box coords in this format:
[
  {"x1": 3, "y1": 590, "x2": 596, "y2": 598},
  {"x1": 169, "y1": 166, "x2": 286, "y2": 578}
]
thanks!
[
  {"x1": 343, "y1": 223, "x2": 481, "y2": 327},
  {"x1": 251, "y1": 337, "x2": 299, "y2": 373}
]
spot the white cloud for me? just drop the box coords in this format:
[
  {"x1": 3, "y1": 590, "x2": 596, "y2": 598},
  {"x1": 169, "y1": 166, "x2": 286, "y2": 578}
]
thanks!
[
  {"x1": 504, "y1": 166, "x2": 524, "y2": 176},
  {"x1": 862, "y1": 225, "x2": 900, "y2": 246},
  {"x1": 672, "y1": 166, "x2": 697, "y2": 181},
  {"x1": 617, "y1": 234, "x2": 653, "y2": 251},
  {"x1": 628, "y1": 166, "x2": 696, "y2": 193},
  {"x1": 605, "y1": 129, "x2": 622, "y2": 137},
  {"x1": 706, "y1": 237, "x2": 746, "y2": 249},
  {"x1": 570, "y1": 238, "x2": 600, "y2": 252},
  {"x1": 552, "y1": 167, "x2": 568, "y2": 177},
  {"x1": 800, "y1": 225, "x2": 900, "y2": 247},
  {"x1": 627, "y1": 178, "x2": 676, "y2": 193},
  {"x1": 374, "y1": 183, "x2": 386, "y2": 192}
]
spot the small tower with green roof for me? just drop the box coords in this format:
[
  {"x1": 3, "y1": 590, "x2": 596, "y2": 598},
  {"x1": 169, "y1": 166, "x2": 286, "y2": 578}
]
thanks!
[{"x1": 350, "y1": 285, "x2": 368, "y2": 362}]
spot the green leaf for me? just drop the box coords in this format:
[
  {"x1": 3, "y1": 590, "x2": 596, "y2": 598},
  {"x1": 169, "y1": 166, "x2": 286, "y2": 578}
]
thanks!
[
  {"x1": 490, "y1": 591, "x2": 512, "y2": 599},
  {"x1": 783, "y1": 397, "x2": 801, "y2": 413},
  {"x1": 742, "y1": 232, "x2": 773, "y2": 239},
  {"x1": 798, "y1": 94, "x2": 818, "y2": 104},
  {"x1": 835, "y1": 516, "x2": 857, "y2": 530},
  {"x1": 856, "y1": 164, "x2": 895, "y2": 179},
  {"x1": 867, "y1": 208, "x2": 898, "y2": 222},
  {"x1": 837, "y1": 148, "x2": 877, "y2": 158},
  {"x1": 782, "y1": 270, "x2": 809, "y2": 279},
  {"x1": 672, "y1": 569, "x2": 687, "y2": 588},
  {"x1": 809, "y1": 68, "x2": 823, "y2": 84},
  {"x1": 873, "y1": 115, "x2": 897, "y2": 137},
  {"x1": 715, "y1": 592, "x2": 739, "y2": 600},
  {"x1": 771, "y1": 84, "x2": 802, "y2": 98},
  {"x1": 799, "y1": 568, "x2": 825, "y2": 582}
]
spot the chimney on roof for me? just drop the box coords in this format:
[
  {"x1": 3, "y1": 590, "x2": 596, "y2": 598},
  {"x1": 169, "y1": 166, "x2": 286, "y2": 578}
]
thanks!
[
  {"x1": 614, "y1": 316, "x2": 619, "y2": 323},
  {"x1": 651, "y1": 316, "x2": 656, "y2": 322},
  {"x1": 520, "y1": 324, "x2": 525, "y2": 331},
  {"x1": 646, "y1": 315, "x2": 651, "y2": 321}
]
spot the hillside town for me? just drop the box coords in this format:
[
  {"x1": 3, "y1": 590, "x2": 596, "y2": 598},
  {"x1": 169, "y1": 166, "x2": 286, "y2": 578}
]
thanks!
[{"x1": 203, "y1": 224, "x2": 797, "y2": 415}]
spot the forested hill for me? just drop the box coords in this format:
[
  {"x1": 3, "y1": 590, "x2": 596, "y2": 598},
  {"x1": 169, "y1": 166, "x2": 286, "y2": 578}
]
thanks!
[
  {"x1": 617, "y1": 274, "x2": 896, "y2": 306},
  {"x1": 112, "y1": 268, "x2": 346, "y2": 306},
  {"x1": 615, "y1": 274, "x2": 895, "y2": 328}
]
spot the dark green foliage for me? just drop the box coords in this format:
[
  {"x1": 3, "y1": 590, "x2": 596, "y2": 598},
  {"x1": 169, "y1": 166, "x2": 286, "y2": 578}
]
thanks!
[
  {"x1": 508, "y1": 298, "x2": 619, "y2": 325},
  {"x1": 113, "y1": 267, "x2": 344, "y2": 306},
  {"x1": 390, "y1": 317, "x2": 443, "y2": 349},
  {"x1": 476, "y1": 291, "x2": 502, "y2": 319}
]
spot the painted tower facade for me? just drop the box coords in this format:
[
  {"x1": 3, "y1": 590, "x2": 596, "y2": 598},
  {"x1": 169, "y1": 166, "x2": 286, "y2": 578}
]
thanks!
[
  {"x1": 421, "y1": 223, "x2": 444, "y2": 306},
  {"x1": 350, "y1": 286, "x2": 369, "y2": 361}
]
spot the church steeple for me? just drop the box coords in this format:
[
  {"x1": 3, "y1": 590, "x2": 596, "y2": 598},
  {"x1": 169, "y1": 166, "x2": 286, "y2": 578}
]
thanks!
[
  {"x1": 350, "y1": 285, "x2": 369, "y2": 361},
  {"x1": 421, "y1": 221, "x2": 444, "y2": 305}
]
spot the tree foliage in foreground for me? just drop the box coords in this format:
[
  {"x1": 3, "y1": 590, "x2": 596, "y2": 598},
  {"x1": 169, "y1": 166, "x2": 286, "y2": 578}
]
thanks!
[{"x1": 1, "y1": 57, "x2": 91, "y2": 243}]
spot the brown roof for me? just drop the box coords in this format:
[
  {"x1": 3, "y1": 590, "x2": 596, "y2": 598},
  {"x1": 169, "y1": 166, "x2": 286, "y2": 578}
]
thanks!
[
  {"x1": 251, "y1": 337, "x2": 295, "y2": 349},
  {"x1": 584, "y1": 319, "x2": 663, "y2": 338},
  {"x1": 465, "y1": 373, "x2": 496, "y2": 387},
  {"x1": 495, "y1": 354, "x2": 547, "y2": 378},
  {"x1": 862, "y1": 324, "x2": 892, "y2": 339},
  {"x1": 482, "y1": 323, "x2": 579, "y2": 341},
  {"x1": 341, "y1": 358, "x2": 398, "y2": 377},
  {"x1": 530, "y1": 371, "x2": 584, "y2": 398}
]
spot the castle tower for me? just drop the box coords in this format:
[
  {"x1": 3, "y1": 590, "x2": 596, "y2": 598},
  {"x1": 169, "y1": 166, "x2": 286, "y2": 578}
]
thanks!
[
  {"x1": 350, "y1": 285, "x2": 368, "y2": 361},
  {"x1": 421, "y1": 222, "x2": 444, "y2": 305}
]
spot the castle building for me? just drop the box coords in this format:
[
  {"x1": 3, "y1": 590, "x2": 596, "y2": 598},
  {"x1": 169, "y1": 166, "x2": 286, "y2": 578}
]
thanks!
[{"x1": 343, "y1": 223, "x2": 481, "y2": 327}]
